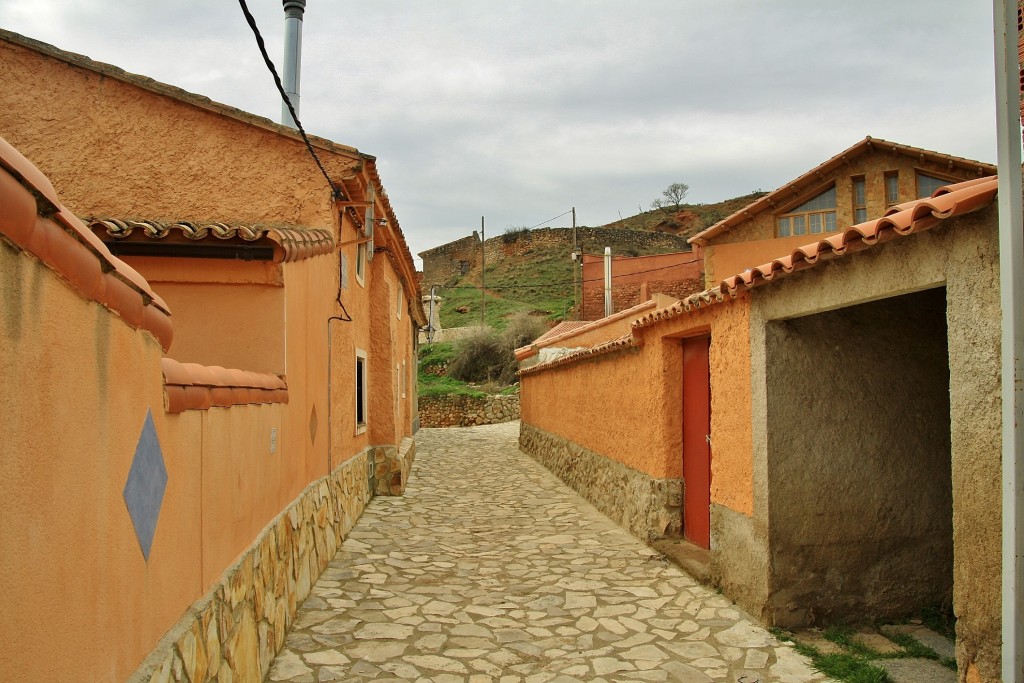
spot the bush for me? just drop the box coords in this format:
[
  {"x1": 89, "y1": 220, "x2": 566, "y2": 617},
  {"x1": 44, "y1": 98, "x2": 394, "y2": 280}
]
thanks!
[
  {"x1": 446, "y1": 313, "x2": 551, "y2": 387},
  {"x1": 447, "y1": 330, "x2": 506, "y2": 384},
  {"x1": 502, "y1": 226, "x2": 531, "y2": 244}
]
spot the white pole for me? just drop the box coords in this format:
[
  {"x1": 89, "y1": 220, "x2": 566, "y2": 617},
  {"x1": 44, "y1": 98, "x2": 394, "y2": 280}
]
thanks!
[
  {"x1": 995, "y1": 1, "x2": 1024, "y2": 680},
  {"x1": 604, "y1": 247, "x2": 612, "y2": 317}
]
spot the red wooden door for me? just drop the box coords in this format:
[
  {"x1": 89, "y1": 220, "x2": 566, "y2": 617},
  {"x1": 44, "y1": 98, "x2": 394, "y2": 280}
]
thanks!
[{"x1": 682, "y1": 335, "x2": 711, "y2": 549}]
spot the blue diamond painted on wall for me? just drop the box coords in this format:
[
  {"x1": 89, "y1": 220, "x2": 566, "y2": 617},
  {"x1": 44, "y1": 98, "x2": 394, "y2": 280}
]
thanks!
[{"x1": 123, "y1": 409, "x2": 167, "y2": 561}]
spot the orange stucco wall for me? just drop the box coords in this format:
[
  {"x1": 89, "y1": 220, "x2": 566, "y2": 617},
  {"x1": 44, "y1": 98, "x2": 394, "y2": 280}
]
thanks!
[
  {"x1": 704, "y1": 234, "x2": 834, "y2": 285},
  {"x1": 520, "y1": 296, "x2": 754, "y2": 517},
  {"x1": 0, "y1": 31, "x2": 421, "y2": 681},
  {"x1": 0, "y1": 37, "x2": 355, "y2": 230},
  {"x1": 1, "y1": 241, "x2": 201, "y2": 682}
]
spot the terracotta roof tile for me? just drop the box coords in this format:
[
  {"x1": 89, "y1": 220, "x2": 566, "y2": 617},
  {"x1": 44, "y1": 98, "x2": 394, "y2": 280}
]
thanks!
[
  {"x1": 0, "y1": 136, "x2": 174, "y2": 350},
  {"x1": 514, "y1": 299, "x2": 659, "y2": 361},
  {"x1": 161, "y1": 358, "x2": 288, "y2": 413},
  {"x1": 88, "y1": 218, "x2": 335, "y2": 262},
  {"x1": 632, "y1": 176, "x2": 998, "y2": 333},
  {"x1": 518, "y1": 333, "x2": 639, "y2": 376},
  {"x1": 690, "y1": 136, "x2": 996, "y2": 245}
]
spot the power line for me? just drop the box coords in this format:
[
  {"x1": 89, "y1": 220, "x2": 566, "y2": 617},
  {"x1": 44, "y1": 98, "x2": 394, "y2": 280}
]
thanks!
[
  {"x1": 236, "y1": 0, "x2": 341, "y2": 199},
  {"x1": 528, "y1": 209, "x2": 577, "y2": 231}
]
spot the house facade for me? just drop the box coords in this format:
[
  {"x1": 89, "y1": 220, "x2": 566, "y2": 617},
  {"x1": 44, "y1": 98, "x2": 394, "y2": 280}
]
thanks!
[
  {"x1": 579, "y1": 250, "x2": 704, "y2": 320},
  {"x1": 0, "y1": 29, "x2": 424, "y2": 682},
  {"x1": 518, "y1": 176, "x2": 1003, "y2": 681},
  {"x1": 689, "y1": 137, "x2": 995, "y2": 286}
]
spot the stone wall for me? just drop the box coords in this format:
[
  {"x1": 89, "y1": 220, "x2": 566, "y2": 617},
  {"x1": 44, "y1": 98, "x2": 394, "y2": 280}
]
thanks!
[
  {"x1": 131, "y1": 451, "x2": 373, "y2": 683},
  {"x1": 419, "y1": 393, "x2": 520, "y2": 427},
  {"x1": 519, "y1": 423, "x2": 682, "y2": 541},
  {"x1": 419, "y1": 233, "x2": 481, "y2": 285}
]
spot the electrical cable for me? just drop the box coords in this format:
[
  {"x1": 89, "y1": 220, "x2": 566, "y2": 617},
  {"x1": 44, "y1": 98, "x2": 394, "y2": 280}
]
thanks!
[
  {"x1": 236, "y1": 0, "x2": 341, "y2": 199},
  {"x1": 525, "y1": 209, "x2": 575, "y2": 231}
]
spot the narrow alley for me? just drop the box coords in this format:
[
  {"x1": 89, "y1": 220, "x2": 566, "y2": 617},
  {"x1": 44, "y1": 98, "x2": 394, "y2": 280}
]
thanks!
[{"x1": 267, "y1": 422, "x2": 828, "y2": 683}]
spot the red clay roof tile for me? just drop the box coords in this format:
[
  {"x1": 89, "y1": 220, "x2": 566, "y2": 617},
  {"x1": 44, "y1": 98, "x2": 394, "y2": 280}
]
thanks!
[
  {"x1": 161, "y1": 358, "x2": 288, "y2": 413},
  {"x1": 88, "y1": 218, "x2": 335, "y2": 263}
]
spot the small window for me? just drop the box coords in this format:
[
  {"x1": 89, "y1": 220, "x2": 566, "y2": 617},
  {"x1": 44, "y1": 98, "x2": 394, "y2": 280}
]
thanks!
[
  {"x1": 355, "y1": 350, "x2": 368, "y2": 433},
  {"x1": 340, "y1": 254, "x2": 349, "y2": 290},
  {"x1": 356, "y1": 242, "x2": 367, "y2": 286},
  {"x1": 917, "y1": 173, "x2": 949, "y2": 198},
  {"x1": 776, "y1": 186, "x2": 836, "y2": 238},
  {"x1": 401, "y1": 359, "x2": 407, "y2": 399},
  {"x1": 884, "y1": 171, "x2": 900, "y2": 205},
  {"x1": 852, "y1": 176, "x2": 867, "y2": 224},
  {"x1": 397, "y1": 288, "x2": 404, "y2": 319}
]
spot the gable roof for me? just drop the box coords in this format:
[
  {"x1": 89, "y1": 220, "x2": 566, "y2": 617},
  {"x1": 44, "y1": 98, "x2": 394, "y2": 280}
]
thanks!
[
  {"x1": 634, "y1": 175, "x2": 998, "y2": 330},
  {"x1": 689, "y1": 136, "x2": 995, "y2": 246}
]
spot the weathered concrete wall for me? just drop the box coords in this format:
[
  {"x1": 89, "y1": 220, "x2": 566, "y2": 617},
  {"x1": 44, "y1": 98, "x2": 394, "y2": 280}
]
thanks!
[
  {"x1": 419, "y1": 393, "x2": 520, "y2": 427},
  {"x1": 520, "y1": 423, "x2": 682, "y2": 540},
  {"x1": 749, "y1": 207, "x2": 1001, "y2": 680},
  {"x1": 764, "y1": 288, "x2": 952, "y2": 626}
]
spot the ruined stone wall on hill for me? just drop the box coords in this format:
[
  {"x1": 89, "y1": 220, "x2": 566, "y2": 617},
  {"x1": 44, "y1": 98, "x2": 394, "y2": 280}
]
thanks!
[{"x1": 420, "y1": 227, "x2": 692, "y2": 286}]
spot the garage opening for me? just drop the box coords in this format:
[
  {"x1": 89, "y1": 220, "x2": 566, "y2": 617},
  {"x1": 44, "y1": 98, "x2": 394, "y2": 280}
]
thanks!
[{"x1": 764, "y1": 287, "x2": 951, "y2": 626}]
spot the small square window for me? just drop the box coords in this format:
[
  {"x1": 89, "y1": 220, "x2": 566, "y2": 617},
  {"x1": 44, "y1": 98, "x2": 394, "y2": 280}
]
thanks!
[{"x1": 777, "y1": 217, "x2": 791, "y2": 237}]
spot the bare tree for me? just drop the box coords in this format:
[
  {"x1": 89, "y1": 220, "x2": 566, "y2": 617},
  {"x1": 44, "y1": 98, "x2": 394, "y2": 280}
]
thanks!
[{"x1": 651, "y1": 182, "x2": 690, "y2": 214}]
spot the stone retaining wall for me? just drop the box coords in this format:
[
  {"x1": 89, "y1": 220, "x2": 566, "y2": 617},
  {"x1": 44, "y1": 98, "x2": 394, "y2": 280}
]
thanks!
[
  {"x1": 419, "y1": 393, "x2": 520, "y2": 427},
  {"x1": 519, "y1": 422, "x2": 682, "y2": 541},
  {"x1": 131, "y1": 448, "x2": 382, "y2": 683}
]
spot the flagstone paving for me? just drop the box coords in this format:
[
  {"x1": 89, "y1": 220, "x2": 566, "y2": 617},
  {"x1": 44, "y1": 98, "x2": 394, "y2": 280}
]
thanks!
[{"x1": 268, "y1": 421, "x2": 831, "y2": 682}]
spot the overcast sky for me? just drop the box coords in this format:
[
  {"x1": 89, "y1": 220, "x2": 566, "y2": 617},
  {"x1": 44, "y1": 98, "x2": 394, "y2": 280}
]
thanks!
[{"x1": 0, "y1": 1, "x2": 999, "y2": 265}]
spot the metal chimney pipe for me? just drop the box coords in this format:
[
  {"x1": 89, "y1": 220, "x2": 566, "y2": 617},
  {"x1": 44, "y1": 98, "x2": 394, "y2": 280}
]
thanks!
[{"x1": 281, "y1": 0, "x2": 306, "y2": 128}]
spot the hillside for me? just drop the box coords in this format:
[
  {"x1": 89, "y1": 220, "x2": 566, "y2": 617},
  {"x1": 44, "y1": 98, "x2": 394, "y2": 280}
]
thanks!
[
  {"x1": 430, "y1": 192, "x2": 764, "y2": 331},
  {"x1": 601, "y1": 191, "x2": 769, "y2": 241}
]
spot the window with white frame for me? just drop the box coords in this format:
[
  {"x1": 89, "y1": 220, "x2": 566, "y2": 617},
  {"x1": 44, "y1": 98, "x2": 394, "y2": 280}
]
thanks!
[
  {"x1": 776, "y1": 186, "x2": 837, "y2": 237},
  {"x1": 355, "y1": 349, "x2": 368, "y2": 433},
  {"x1": 356, "y1": 242, "x2": 367, "y2": 286},
  {"x1": 397, "y1": 287, "x2": 404, "y2": 319}
]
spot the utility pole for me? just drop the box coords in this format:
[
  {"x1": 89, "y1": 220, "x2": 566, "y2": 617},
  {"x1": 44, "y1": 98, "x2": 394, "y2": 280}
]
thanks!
[
  {"x1": 480, "y1": 216, "x2": 486, "y2": 329},
  {"x1": 572, "y1": 207, "x2": 579, "y2": 320},
  {"x1": 995, "y1": 1, "x2": 1024, "y2": 679}
]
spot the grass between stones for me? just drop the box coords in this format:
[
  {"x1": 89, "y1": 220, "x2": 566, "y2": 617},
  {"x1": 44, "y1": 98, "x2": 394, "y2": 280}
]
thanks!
[{"x1": 771, "y1": 622, "x2": 956, "y2": 683}]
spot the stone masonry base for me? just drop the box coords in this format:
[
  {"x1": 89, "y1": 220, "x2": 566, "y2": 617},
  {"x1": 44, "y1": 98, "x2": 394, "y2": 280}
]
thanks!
[
  {"x1": 373, "y1": 437, "x2": 416, "y2": 496},
  {"x1": 519, "y1": 422, "x2": 682, "y2": 542},
  {"x1": 130, "y1": 442, "x2": 403, "y2": 683}
]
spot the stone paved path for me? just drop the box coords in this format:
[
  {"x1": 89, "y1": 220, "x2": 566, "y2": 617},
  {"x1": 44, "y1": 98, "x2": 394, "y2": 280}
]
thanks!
[{"x1": 268, "y1": 422, "x2": 831, "y2": 683}]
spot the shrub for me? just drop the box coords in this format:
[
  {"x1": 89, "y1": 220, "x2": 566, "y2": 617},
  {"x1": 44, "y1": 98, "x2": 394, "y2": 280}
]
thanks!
[
  {"x1": 502, "y1": 226, "x2": 531, "y2": 244},
  {"x1": 446, "y1": 314, "x2": 551, "y2": 387},
  {"x1": 447, "y1": 330, "x2": 506, "y2": 384}
]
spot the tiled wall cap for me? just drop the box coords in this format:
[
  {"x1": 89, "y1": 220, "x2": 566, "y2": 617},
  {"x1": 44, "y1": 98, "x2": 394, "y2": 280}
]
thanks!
[
  {"x1": 0, "y1": 138, "x2": 174, "y2": 351},
  {"x1": 161, "y1": 358, "x2": 289, "y2": 412}
]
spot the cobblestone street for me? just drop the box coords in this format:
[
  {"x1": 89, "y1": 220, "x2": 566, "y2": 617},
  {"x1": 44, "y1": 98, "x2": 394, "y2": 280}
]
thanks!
[{"x1": 268, "y1": 422, "x2": 830, "y2": 683}]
